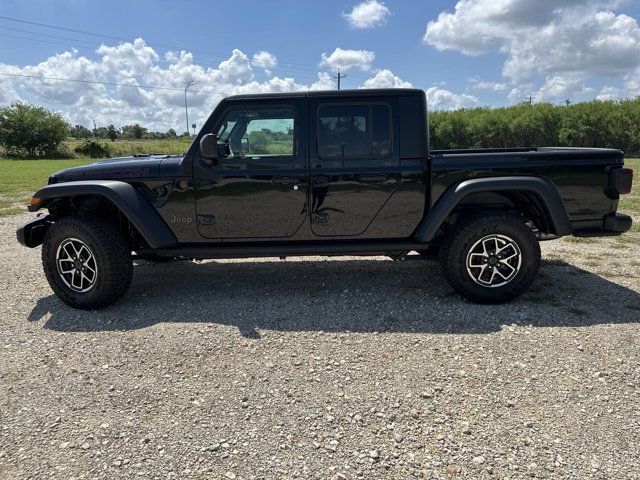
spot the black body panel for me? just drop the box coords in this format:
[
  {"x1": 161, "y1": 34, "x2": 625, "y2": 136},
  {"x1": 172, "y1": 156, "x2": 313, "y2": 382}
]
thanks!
[
  {"x1": 415, "y1": 176, "x2": 572, "y2": 242},
  {"x1": 17, "y1": 89, "x2": 632, "y2": 252},
  {"x1": 193, "y1": 98, "x2": 307, "y2": 240},
  {"x1": 31, "y1": 180, "x2": 177, "y2": 249}
]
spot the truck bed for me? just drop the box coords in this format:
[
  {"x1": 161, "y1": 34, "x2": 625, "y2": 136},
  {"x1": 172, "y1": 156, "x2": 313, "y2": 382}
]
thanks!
[{"x1": 429, "y1": 146, "x2": 625, "y2": 227}]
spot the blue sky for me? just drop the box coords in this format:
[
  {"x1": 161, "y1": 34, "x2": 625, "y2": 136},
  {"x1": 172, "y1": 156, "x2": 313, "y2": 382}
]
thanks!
[{"x1": 1, "y1": 0, "x2": 640, "y2": 130}]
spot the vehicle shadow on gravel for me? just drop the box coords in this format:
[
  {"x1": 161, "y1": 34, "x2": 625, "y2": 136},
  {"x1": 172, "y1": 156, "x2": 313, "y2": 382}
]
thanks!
[{"x1": 28, "y1": 258, "x2": 640, "y2": 336}]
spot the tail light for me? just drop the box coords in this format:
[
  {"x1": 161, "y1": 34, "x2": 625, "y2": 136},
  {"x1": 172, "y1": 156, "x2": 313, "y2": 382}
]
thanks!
[
  {"x1": 617, "y1": 168, "x2": 633, "y2": 194},
  {"x1": 610, "y1": 167, "x2": 633, "y2": 195}
]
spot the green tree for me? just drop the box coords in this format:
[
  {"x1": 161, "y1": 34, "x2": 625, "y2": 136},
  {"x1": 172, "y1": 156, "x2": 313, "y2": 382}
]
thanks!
[
  {"x1": 121, "y1": 123, "x2": 147, "y2": 140},
  {"x1": 106, "y1": 124, "x2": 119, "y2": 142},
  {"x1": 94, "y1": 126, "x2": 109, "y2": 139},
  {"x1": 0, "y1": 102, "x2": 69, "y2": 157},
  {"x1": 69, "y1": 124, "x2": 92, "y2": 139}
]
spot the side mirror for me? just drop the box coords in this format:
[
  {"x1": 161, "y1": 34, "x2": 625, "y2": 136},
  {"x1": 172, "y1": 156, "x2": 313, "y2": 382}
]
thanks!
[
  {"x1": 200, "y1": 133, "x2": 219, "y2": 162},
  {"x1": 241, "y1": 137, "x2": 250, "y2": 154}
]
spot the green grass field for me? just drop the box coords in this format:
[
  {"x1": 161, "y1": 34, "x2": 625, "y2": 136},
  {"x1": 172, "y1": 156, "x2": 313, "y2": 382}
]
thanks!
[
  {"x1": 1, "y1": 155, "x2": 639, "y2": 218},
  {"x1": 619, "y1": 158, "x2": 640, "y2": 217},
  {"x1": 63, "y1": 138, "x2": 192, "y2": 157},
  {"x1": 0, "y1": 158, "x2": 93, "y2": 216}
]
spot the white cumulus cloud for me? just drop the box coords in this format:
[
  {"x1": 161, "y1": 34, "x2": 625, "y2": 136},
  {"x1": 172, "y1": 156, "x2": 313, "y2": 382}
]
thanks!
[
  {"x1": 0, "y1": 40, "x2": 398, "y2": 131},
  {"x1": 469, "y1": 77, "x2": 508, "y2": 92},
  {"x1": 251, "y1": 51, "x2": 277, "y2": 70},
  {"x1": 596, "y1": 85, "x2": 621, "y2": 101},
  {"x1": 426, "y1": 87, "x2": 478, "y2": 110},
  {"x1": 320, "y1": 47, "x2": 375, "y2": 71},
  {"x1": 344, "y1": 0, "x2": 391, "y2": 29},
  {"x1": 363, "y1": 69, "x2": 412, "y2": 88},
  {"x1": 424, "y1": 0, "x2": 640, "y2": 89}
]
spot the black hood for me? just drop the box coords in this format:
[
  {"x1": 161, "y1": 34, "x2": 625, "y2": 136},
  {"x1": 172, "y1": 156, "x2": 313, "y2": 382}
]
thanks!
[{"x1": 49, "y1": 154, "x2": 183, "y2": 183}]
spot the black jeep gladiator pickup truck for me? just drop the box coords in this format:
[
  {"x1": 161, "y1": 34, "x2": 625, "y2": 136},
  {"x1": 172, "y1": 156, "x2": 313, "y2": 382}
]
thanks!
[{"x1": 17, "y1": 88, "x2": 634, "y2": 309}]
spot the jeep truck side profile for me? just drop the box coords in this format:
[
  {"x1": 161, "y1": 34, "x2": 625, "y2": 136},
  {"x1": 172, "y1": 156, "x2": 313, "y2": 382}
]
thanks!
[{"x1": 17, "y1": 89, "x2": 634, "y2": 309}]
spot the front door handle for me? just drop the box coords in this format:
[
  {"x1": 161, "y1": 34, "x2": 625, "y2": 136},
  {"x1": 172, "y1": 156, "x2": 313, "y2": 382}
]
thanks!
[{"x1": 272, "y1": 177, "x2": 300, "y2": 186}]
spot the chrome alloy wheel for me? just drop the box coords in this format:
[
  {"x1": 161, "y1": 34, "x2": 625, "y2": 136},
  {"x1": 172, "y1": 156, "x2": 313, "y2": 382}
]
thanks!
[
  {"x1": 466, "y1": 234, "x2": 522, "y2": 288},
  {"x1": 56, "y1": 238, "x2": 98, "y2": 293}
]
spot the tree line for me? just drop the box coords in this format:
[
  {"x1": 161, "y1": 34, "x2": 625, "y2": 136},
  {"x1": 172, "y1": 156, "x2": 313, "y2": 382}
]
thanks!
[
  {"x1": 0, "y1": 102, "x2": 189, "y2": 157},
  {"x1": 69, "y1": 123, "x2": 185, "y2": 141},
  {"x1": 3, "y1": 98, "x2": 640, "y2": 158},
  {"x1": 429, "y1": 97, "x2": 640, "y2": 155}
]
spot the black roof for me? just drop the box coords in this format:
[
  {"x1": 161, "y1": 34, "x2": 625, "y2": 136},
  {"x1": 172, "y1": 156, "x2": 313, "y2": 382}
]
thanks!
[{"x1": 226, "y1": 88, "x2": 424, "y2": 101}]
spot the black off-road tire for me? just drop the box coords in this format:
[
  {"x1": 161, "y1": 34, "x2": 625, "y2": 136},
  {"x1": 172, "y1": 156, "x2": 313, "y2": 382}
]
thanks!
[
  {"x1": 439, "y1": 212, "x2": 540, "y2": 304},
  {"x1": 42, "y1": 216, "x2": 133, "y2": 309}
]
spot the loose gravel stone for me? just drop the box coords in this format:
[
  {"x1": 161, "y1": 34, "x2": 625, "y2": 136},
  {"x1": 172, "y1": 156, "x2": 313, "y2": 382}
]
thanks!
[{"x1": 1, "y1": 213, "x2": 639, "y2": 479}]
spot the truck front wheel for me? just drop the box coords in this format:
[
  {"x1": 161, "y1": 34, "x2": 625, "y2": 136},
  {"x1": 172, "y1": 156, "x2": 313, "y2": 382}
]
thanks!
[
  {"x1": 439, "y1": 212, "x2": 540, "y2": 304},
  {"x1": 42, "y1": 216, "x2": 133, "y2": 309}
]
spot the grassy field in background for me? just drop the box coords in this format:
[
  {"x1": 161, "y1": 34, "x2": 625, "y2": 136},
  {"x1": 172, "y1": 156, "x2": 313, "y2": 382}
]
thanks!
[
  {"x1": 0, "y1": 158, "x2": 92, "y2": 216},
  {"x1": 63, "y1": 138, "x2": 192, "y2": 157},
  {"x1": 619, "y1": 158, "x2": 640, "y2": 218},
  {"x1": 1, "y1": 155, "x2": 639, "y2": 218}
]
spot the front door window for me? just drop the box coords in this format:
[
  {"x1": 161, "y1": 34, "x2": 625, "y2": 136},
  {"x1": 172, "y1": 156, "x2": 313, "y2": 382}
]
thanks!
[{"x1": 216, "y1": 108, "x2": 295, "y2": 158}]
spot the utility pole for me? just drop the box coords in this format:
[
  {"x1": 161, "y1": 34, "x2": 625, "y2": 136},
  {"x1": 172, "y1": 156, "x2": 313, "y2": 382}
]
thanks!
[
  {"x1": 526, "y1": 96, "x2": 534, "y2": 105},
  {"x1": 184, "y1": 80, "x2": 195, "y2": 138},
  {"x1": 334, "y1": 68, "x2": 346, "y2": 90},
  {"x1": 565, "y1": 98, "x2": 571, "y2": 106}
]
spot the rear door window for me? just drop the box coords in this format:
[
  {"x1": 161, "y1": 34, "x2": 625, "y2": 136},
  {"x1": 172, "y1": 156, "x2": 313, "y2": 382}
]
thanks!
[{"x1": 317, "y1": 104, "x2": 391, "y2": 158}]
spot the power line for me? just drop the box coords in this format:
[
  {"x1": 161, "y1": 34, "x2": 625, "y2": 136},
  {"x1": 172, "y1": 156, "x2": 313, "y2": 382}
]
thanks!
[
  {"x1": 0, "y1": 14, "x2": 373, "y2": 80},
  {"x1": 0, "y1": 71, "x2": 229, "y2": 95},
  {"x1": 0, "y1": 25, "x2": 370, "y2": 84}
]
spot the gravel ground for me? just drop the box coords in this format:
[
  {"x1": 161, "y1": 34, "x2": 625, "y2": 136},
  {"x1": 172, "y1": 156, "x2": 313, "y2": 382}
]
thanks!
[{"x1": 1, "y1": 213, "x2": 639, "y2": 480}]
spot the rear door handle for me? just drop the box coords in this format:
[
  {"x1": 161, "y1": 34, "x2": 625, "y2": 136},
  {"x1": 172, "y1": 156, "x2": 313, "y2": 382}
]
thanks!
[
  {"x1": 313, "y1": 175, "x2": 331, "y2": 187},
  {"x1": 359, "y1": 174, "x2": 388, "y2": 183}
]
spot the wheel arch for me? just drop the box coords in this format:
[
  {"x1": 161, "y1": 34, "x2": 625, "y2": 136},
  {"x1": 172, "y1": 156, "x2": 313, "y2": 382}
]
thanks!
[
  {"x1": 415, "y1": 176, "x2": 572, "y2": 242},
  {"x1": 29, "y1": 180, "x2": 177, "y2": 249}
]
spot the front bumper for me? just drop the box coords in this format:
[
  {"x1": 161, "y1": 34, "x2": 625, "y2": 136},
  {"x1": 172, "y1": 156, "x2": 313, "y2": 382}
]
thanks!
[
  {"x1": 573, "y1": 213, "x2": 633, "y2": 237},
  {"x1": 16, "y1": 215, "x2": 51, "y2": 248}
]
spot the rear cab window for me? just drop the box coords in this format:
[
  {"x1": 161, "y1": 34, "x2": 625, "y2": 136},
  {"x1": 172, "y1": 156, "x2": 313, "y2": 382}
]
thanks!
[{"x1": 317, "y1": 103, "x2": 392, "y2": 159}]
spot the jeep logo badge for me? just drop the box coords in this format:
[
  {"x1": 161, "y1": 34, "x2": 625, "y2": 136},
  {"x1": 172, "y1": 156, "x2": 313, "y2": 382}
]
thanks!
[{"x1": 170, "y1": 215, "x2": 193, "y2": 224}]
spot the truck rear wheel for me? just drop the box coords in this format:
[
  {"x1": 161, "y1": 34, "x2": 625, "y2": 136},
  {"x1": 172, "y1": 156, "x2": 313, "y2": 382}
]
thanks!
[
  {"x1": 42, "y1": 216, "x2": 133, "y2": 309},
  {"x1": 439, "y1": 212, "x2": 540, "y2": 304}
]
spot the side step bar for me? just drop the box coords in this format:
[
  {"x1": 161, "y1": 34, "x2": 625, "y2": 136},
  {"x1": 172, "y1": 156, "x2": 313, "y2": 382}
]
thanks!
[{"x1": 148, "y1": 241, "x2": 427, "y2": 260}]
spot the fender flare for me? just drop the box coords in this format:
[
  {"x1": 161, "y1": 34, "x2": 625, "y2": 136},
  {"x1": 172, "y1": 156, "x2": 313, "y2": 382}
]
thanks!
[
  {"x1": 31, "y1": 180, "x2": 177, "y2": 249},
  {"x1": 414, "y1": 176, "x2": 573, "y2": 242}
]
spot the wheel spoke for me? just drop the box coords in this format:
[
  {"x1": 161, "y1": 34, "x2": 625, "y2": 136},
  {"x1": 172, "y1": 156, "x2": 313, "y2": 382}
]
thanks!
[
  {"x1": 494, "y1": 268, "x2": 510, "y2": 281},
  {"x1": 469, "y1": 253, "x2": 486, "y2": 266},
  {"x1": 481, "y1": 239, "x2": 492, "y2": 256},
  {"x1": 500, "y1": 262, "x2": 516, "y2": 275},
  {"x1": 62, "y1": 243, "x2": 75, "y2": 260}
]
